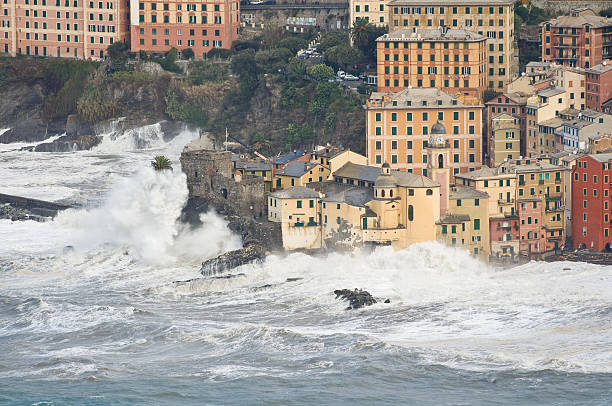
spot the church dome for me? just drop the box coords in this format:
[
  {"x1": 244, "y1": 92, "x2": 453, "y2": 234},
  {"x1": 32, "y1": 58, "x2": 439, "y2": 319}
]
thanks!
[
  {"x1": 375, "y1": 173, "x2": 397, "y2": 188},
  {"x1": 431, "y1": 121, "x2": 446, "y2": 135}
]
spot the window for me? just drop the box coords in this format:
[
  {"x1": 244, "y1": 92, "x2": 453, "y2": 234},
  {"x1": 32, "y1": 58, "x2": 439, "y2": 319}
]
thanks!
[
  {"x1": 474, "y1": 219, "x2": 480, "y2": 230},
  {"x1": 297, "y1": 200, "x2": 302, "y2": 208}
]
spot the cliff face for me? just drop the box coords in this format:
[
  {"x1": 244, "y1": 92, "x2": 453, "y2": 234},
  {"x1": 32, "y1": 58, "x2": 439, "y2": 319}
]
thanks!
[{"x1": 0, "y1": 58, "x2": 171, "y2": 146}]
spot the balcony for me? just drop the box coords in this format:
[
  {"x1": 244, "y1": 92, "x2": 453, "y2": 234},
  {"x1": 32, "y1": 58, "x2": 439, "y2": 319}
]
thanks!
[
  {"x1": 555, "y1": 178, "x2": 562, "y2": 184},
  {"x1": 498, "y1": 199, "x2": 515, "y2": 205}
]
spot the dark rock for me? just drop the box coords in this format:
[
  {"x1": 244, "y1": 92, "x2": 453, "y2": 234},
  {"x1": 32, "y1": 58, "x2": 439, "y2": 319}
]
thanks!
[
  {"x1": 62, "y1": 246, "x2": 75, "y2": 254},
  {"x1": 286, "y1": 277, "x2": 303, "y2": 282},
  {"x1": 200, "y1": 244, "x2": 266, "y2": 276},
  {"x1": 34, "y1": 134, "x2": 101, "y2": 152},
  {"x1": 384, "y1": 299, "x2": 391, "y2": 304},
  {"x1": 334, "y1": 288, "x2": 377, "y2": 310},
  {"x1": 180, "y1": 197, "x2": 209, "y2": 226}
]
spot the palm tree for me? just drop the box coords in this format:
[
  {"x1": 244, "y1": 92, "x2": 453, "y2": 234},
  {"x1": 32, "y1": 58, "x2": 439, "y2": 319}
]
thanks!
[
  {"x1": 350, "y1": 18, "x2": 373, "y2": 49},
  {"x1": 151, "y1": 155, "x2": 173, "y2": 171}
]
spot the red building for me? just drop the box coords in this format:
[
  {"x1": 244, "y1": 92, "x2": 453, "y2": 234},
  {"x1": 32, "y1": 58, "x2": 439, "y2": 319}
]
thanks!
[
  {"x1": 518, "y1": 198, "x2": 546, "y2": 256},
  {"x1": 489, "y1": 216, "x2": 520, "y2": 258},
  {"x1": 540, "y1": 9, "x2": 612, "y2": 69},
  {"x1": 485, "y1": 92, "x2": 529, "y2": 164},
  {"x1": 130, "y1": 0, "x2": 240, "y2": 58},
  {"x1": 572, "y1": 153, "x2": 612, "y2": 251},
  {"x1": 585, "y1": 61, "x2": 612, "y2": 112}
]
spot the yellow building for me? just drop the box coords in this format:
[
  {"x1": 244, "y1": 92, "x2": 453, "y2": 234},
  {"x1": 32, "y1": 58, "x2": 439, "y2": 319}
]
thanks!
[
  {"x1": 525, "y1": 87, "x2": 568, "y2": 156},
  {"x1": 365, "y1": 88, "x2": 483, "y2": 179},
  {"x1": 273, "y1": 161, "x2": 330, "y2": 190},
  {"x1": 500, "y1": 158, "x2": 568, "y2": 252},
  {"x1": 438, "y1": 185, "x2": 490, "y2": 259},
  {"x1": 235, "y1": 160, "x2": 273, "y2": 192},
  {"x1": 350, "y1": 0, "x2": 388, "y2": 27},
  {"x1": 268, "y1": 187, "x2": 323, "y2": 250},
  {"x1": 321, "y1": 187, "x2": 373, "y2": 248},
  {"x1": 376, "y1": 27, "x2": 487, "y2": 98},
  {"x1": 387, "y1": 0, "x2": 516, "y2": 90},
  {"x1": 310, "y1": 147, "x2": 368, "y2": 180},
  {"x1": 490, "y1": 113, "x2": 520, "y2": 167}
]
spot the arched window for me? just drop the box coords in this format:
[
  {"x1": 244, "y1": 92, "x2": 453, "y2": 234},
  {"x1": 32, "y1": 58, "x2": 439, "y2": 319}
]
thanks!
[
  {"x1": 375, "y1": 189, "x2": 378, "y2": 197},
  {"x1": 390, "y1": 189, "x2": 394, "y2": 197},
  {"x1": 408, "y1": 205, "x2": 414, "y2": 221},
  {"x1": 426, "y1": 189, "x2": 433, "y2": 195},
  {"x1": 194, "y1": 170, "x2": 198, "y2": 178},
  {"x1": 438, "y1": 154, "x2": 444, "y2": 169},
  {"x1": 381, "y1": 189, "x2": 386, "y2": 197}
]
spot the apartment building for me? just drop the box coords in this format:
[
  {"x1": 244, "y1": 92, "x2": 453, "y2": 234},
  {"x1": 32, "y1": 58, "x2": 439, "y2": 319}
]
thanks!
[
  {"x1": 541, "y1": 8, "x2": 612, "y2": 69},
  {"x1": 365, "y1": 88, "x2": 483, "y2": 178},
  {"x1": 376, "y1": 27, "x2": 487, "y2": 98},
  {"x1": 502, "y1": 159, "x2": 568, "y2": 253},
  {"x1": 585, "y1": 60, "x2": 612, "y2": 112},
  {"x1": 571, "y1": 152, "x2": 612, "y2": 250},
  {"x1": 525, "y1": 87, "x2": 569, "y2": 156},
  {"x1": 129, "y1": 0, "x2": 240, "y2": 57},
  {"x1": 485, "y1": 92, "x2": 529, "y2": 161},
  {"x1": 387, "y1": 0, "x2": 516, "y2": 90},
  {"x1": 490, "y1": 113, "x2": 520, "y2": 167},
  {"x1": 350, "y1": 0, "x2": 387, "y2": 27},
  {"x1": 0, "y1": 0, "x2": 129, "y2": 59}
]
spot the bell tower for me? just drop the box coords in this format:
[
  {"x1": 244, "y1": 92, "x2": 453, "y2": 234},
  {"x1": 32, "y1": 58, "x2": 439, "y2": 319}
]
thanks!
[{"x1": 426, "y1": 121, "x2": 450, "y2": 215}]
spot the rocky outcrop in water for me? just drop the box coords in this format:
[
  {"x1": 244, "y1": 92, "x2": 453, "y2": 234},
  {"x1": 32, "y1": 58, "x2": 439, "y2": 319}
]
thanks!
[
  {"x1": 200, "y1": 244, "x2": 266, "y2": 276},
  {"x1": 0, "y1": 203, "x2": 33, "y2": 221},
  {"x1": 334, "y1": 289, "x2": 378, "y2": 310},
  {"x1": 34, "y1": 134, "x2": 102, "y2": 152}
]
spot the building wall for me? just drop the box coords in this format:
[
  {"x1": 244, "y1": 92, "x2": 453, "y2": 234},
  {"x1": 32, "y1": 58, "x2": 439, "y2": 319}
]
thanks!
[
  {"x1": 458, "y1": 175, "x2": 517, "y2": 218},
  {"x1": 486, "y1": 97, "x2": 527, "y2": 162},
  {"x1": 0, "y1": 0, "x2": 129, "y2": 59},
  {"x1": 555, "y1": 67, "x2": 586, "y2": 110},
  {"x1": 489, "y1": 217, "x2": 520, "y2": 257},
  {"x1": 541, "y1": 19, "x2": 612, "y2": 69},
  {"x1": 491, "y1": 115, "x2": 520, "y2": 167},
  {"x1": 268, "y1": 195, "x2": 322, "y2": 250},
  {"x1": 376, "y1": 35, "x2": 487, "y2": 98},
  {"x1": 130, "y1": 0, "x2": 240, "y2": 57},
  {"x1": 525, "y1": 92, "x2": 568, "y2": 156},
  {"x1": 321, "y1": 201, "x2": 365, "y2": 248},
  {"x1": 447, "y1": 194, "x2": 490, "y2": 259},
  {"x1": 273, "y1": 164, "x2": 330, "y2": 190},
  {"x1": 327, "y1": 151, "x2": 368, "y2": 179},
  {"x1": 572, "y1": 155, "x2": 611, "y2": 250},
  {"x1": 350, "y1": 0, "x2": 387, "y2": 27},
  {"x1": 365, "y1": 102, "x2": 483, "y2": 178},
  {"x1": 387, "y1": 1, "x2": 515, "y2": 90},
  {"x1": 518, "y1": 199, "x2": 546, "y2": 255},
  {"x1": 586, "y1": 67, "x2": 612, "y2": 112}
]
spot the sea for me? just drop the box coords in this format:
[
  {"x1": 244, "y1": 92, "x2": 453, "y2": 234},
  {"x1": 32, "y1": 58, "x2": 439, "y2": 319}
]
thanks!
[{"x1": 0, "y1": 123, "x2": 611, "y2": 405}]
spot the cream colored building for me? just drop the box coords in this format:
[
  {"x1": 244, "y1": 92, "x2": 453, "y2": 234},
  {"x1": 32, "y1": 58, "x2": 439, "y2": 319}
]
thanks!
[
  {"x1": 310, "y1": 147, "x2": 368, "y2": 180},
  {"x1": 268, "y1": 187, "x2": 323, "y2": 251},
  {"x1": 387, "y1": 0, "x2": 516, "y2": 90},
  {"x1": 490, "y1": 113, "x2": 520, "y2": 166},
  {"x1": 437, "y1": 186, "x2": 490, "y2": 259},
  {"x1": 273, "y1": 161, "x2": 330, "y2": 190},
  {"x1": 350, "y1": 0, "x2": 388, "y2": 27},
  {"x1": 525, "y1": 87, "x2": 569, "y2": 156}
]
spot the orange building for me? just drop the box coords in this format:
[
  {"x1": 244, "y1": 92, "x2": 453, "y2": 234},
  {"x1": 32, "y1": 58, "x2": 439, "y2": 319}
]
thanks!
[
  {"x1": 0, "y1": 0, "x2": 129, "y2": 59},
  {"x1": 129, "y1": 0, "x2": 240, "y2": 58},
  {"x1": 365, "y1": 87, "x2": 484, "y2": 178},
  {"x1": 376, "y1": 27, "x2": 487, "y2": 99}
]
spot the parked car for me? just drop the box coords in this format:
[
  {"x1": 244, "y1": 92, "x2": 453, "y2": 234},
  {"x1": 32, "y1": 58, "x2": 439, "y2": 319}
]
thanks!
[
  {"x1": 250, "y1": 0, "x2": 264, "y2": 4},
  {"x1": 344, "y1": 74, "x2": 359, "y2": 81},
  {"x1": 337, "y1": 70, "x2": 346, "y2": 79}
]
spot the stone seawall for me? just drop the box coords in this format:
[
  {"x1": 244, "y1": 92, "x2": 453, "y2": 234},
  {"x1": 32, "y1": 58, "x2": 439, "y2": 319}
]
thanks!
[{"x1": 0, "y1": 193, "x2": 71, "y2": 218}]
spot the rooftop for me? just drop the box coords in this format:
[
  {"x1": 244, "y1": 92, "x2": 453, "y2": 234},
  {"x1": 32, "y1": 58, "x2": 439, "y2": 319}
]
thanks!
[
  {"x1": 333, "y1": 162, "x2": 439, "y2": 188},
  {"x1": 378, "y1": 28, "x2": 485, "y2": 42},
  {"x1": 449, "y1": 185, "x2": 490, "y2": 200},
  {"x1": 368, "y1": 88, "x2": 469, "y2": 109},
  {"x1": 273, "y1": 150, "x2": 306, "y2": 165},
  {"x1": 540, "y1": 117, "x2": 566, "y2": 128},
  {"x1": 499, "y1": 160, "x2": 567, "y2": 173},
  {"x1": 455, "y1": 166, "x2": 514, "y2": 180},
  {"x1": 437, "y1": 214, "x2": 471, "y2": 224},
  {"x1": 269, "y1": 187, "x2": 320, "y2": 199},
  {"x1": 277, "y1": 161, "x2": 317, "y2": 177},
  {"x1": 323, "y1": 187, "x2": 374, "y2": 208},
  {"x1": 537, "y1": 87, "x2": 565, "y2": 98},
  {"x1": 588, "y1": 61, "x2": 612, "y2": 74},
  {"x1": 543, "y1": 14, "x2": 612, "y2": 29},
  {"x1": 589, "y1": 152, "x2": 612, "y2": 163},
  {"x1": 235, "y1": 161, "x2": 272, "y2": 172}
]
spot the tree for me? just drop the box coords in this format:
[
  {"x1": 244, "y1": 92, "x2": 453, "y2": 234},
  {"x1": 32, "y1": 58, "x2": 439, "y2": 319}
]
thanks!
[
  {"x1": 286, "y1": 57, "x2": 308, "y2": 82},
  {"x1": 261, "y1": 24, "x2": 285, "y2": 49},
  {"x1": 350, "y1": 18, "x2": 372, "y2": 50},
  {"x1": 277, "y1": 37, "x2": 309, "y2": 54},
  {"x1": 307, "y1": 64, "x2": 334, "y2": 81},
  {"x1": 254, "y1": 48, "x2": 293, "y2": 74},
  {"x1": 318, "y1": 31, "x2": 349, "y2": 53},
  {"x1": 106, "y1": 41, "x2": 129, "y2": 74},
  {"x1": 231, "y1": 49, "x2": 259, "y2": 94},
  {"x1": 324, "y1": 45, "x2": 362, "y2": 71},
  {"x1": 151, "y1": 156, "x2": 172, "y2": 171},
  {"x1": 182, "y1": 48, "x2": 195, "y2": 60}
]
